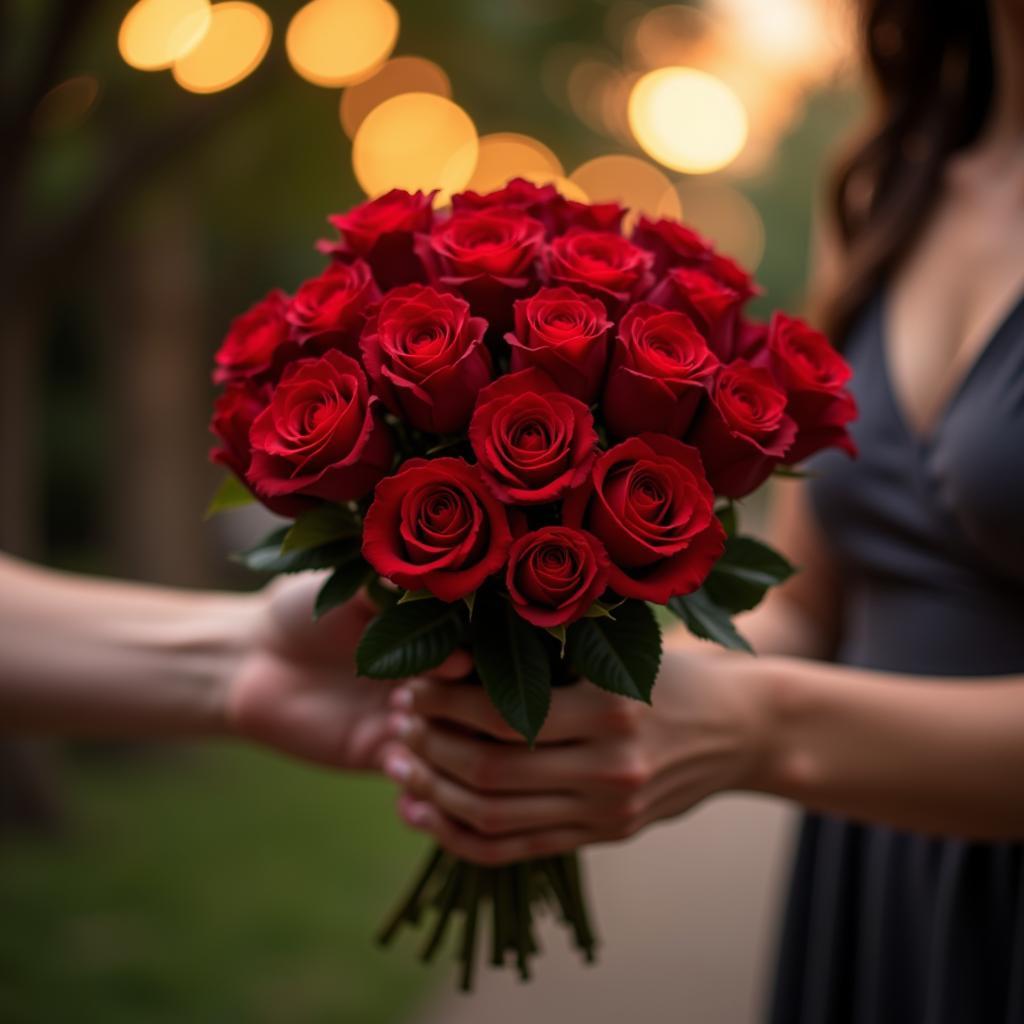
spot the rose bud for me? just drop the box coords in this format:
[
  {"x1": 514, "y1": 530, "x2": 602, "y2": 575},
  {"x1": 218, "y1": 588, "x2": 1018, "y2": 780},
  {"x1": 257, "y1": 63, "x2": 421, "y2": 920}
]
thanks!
[
  {"x1": 246, "y1": 350, "x2": 393, "y2": 507},
  {"x1": 603, "y1": 302, "x2": 719, "y2": 439},
  {"x1": 213, "y1": 290, "x2": 290, "y2": 384},
  {"x1": 632, "y1": 216, "x2": 715, "y2": 276},
  {"x1": 506, "y1": 526, "x2": 610, "y2": 628},
  {"x1": 543, "y1": 230, "x2": 654, "y2": 314},
  {"x1": 319, "y1": 189, "x2": 435, "y2": 289},
  {"x1": 689, "y1": 361, "x2": 798, "y2": 499},
  {"x1": 505, "y1": 286, "x2": 613, "y2": 402},
  {"x1": 764, "y1": 312, "x2": 858, "y2": 463},
  {"x1": 563, "y1": 434, "x2": 725, "y2": 603},
  {"x1": 285, "y1": 259, "x2": 380, "y2": 359},
  {"x1": 416, "y1": 207, "x2": 545, "y2": 326},
  {"x1": 646, "y1": 256, "x2": 758, "y2": 361},
  {"x1": 360, "y1": 284, "x2": 491, "y2": 434},
  {"x1": 362, "y1": 457, "x2": 513, "y2": 603},
  {"x1": 469, "y1": 367, "x2": 598, "y2": 505}
]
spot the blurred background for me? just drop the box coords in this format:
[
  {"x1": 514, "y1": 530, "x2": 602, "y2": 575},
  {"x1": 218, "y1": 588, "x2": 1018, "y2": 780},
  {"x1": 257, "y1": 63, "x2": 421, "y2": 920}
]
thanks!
[{"x1": 0, "y1": 1, "x2": 860, "y2": 1020}]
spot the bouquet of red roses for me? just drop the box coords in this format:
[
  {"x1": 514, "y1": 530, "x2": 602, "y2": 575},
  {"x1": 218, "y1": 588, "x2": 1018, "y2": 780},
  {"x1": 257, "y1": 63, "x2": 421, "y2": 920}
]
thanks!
[{"x1": 208, "y1": 178, "x2": 856, "y2": 990}]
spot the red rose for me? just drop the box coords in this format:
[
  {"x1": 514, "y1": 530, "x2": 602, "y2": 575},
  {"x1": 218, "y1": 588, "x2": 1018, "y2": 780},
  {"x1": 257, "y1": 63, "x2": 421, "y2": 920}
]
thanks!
[
  {"x1": 469, "y1": 367, "x2": 598, "y2": 505},
  {"x1": 416, "y1": 207, "x2": 545, "y2": 325},
  {"x1": 362, "y1": 457, "x2": 513, "y2": 602},
  {"x1": 689, "y1": 361, "x2": 797, "y2": 498},
  {"x1": 764, "y1": 313, "x2": 857, "y2": 463},
  {"x1": 632, "y1": 216, "x2": 714, "y2": 276},
  {"x1": 506, "y1": 526, "x2": 610, "y2": 628},
  {"x1": 285, "y1": 259, "x2": 380, "y2": 359},
  {"x1": 563, "y1": 434, "x2": 725, "y2": 603},
  {"x1": 543, "y1": 230, "x2": 654, "y2": 313},
  {"x1": 321, "y1": 189, "x2": 435, "y2": 289},
  {"x1": 247, "y1": 350, "x2": 393, "y2": 506},
  {"x1": 213, "y1": 290, "x2": 290, "y2": 384},
  {"x1": 506, "y1": 286, "x2": 613, "y2": 402},
  {"x1": 209, "y1": 381, "x2": 267, "y2": 481},
  {"x1": 603, "y1": 302, "x2": 719, "y2": 439},
  {"x1": 360, "y1": 285, "x2": 491, "y2": 434},
  {"x1": 553, "y1": 199, "x2": 626, "y2": 235}
]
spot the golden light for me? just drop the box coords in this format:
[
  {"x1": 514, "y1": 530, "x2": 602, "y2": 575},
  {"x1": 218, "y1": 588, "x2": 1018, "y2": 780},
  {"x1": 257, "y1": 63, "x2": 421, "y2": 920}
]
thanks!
[
  {"x1": 628, "y1": 66, "x2": 748, "y2": 174},
  {"x1": 550, "y1": 177, "x2": 590, "y2": 203},
  {"x1": 339, "y1": 56, "x2": 450, "y2": 138},
  {"x1": 467, "y1": 133, "x2": 564, "y2": 194},
  {"x1": 675, "y1": 180, "x2": 765, "y2": 270},
  {"x1": 287, "y1": 0, "x2": 399, "y2": 87},
  {"x1": 171, "y1": 2, "x2": 271, "y2": 94},
  {"x1": 626, "y1": 4, "x2": 716, "y2": 69},
  {"x1": 568, "y1": 154, "x2": 681, "y2": 230},
  {"x1": 32, "y1": 75, "x2": 101, "y2": 136},
  {"x1": 118, "y1": 0, "x2": 211, "y2": 71},
  {"x1": 352, "y1": 93, "x2": 479, "y2": 204}
]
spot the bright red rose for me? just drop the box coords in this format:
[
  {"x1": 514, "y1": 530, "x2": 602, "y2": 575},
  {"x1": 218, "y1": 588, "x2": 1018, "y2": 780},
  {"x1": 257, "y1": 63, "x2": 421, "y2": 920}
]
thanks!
[
  {"x1": 285, "y1": 259, "x2": 380, "y2": 358},
  {"x1": 247, "y1": 350, "x2": 393, "y2": 506},
  {"x1": 506, "y1": 286, "x2": 613, "y2": 402},
  {"x1": 213, "y1": 290, "x2": 290, "y2": 384},
  {"x1": 689, "y1": 361, "x2": 797, "y2": 498},
  {"x1": 469, "y1": 368, "x2": 598, "y2": 505},
  {"x1": 563, "y1": 434, "x2": 725, "y2": 603},
  {"x1": 321, "y1": 189, "x2": 435, "y2": 289},
  {"x1": 763, "y1": 313, "x2": 857, "y2": 463},
  {"x1": 416, "y1": 207, "x2": 545, "y2": 325},
  {"x1": 506, "y1": 526, "x2": 610, "y2": 628},
  {"x1": 632, "y1": 216, "x2": 714, "y2": 276},
  {"x1": 360, "y1": 285, "x2": 491, "y2": 434},
  {"x1": 362, "y1": 457, "x2": 513, "y2": 602},
  {"x1": 543, "y1": 230, "x2": 654, "y2": 313},
  {"x1": 603, "y1": 302, "x2": 719, "y2": 439}
]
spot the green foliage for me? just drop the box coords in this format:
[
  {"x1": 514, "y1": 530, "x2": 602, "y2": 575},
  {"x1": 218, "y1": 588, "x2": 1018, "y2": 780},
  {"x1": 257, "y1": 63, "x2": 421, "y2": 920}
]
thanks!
[
  {"x1": 313, "y1": 555, "x2": 372, "y2": 620},
  {"x1": 705, "y1": 536, "x2": 794, "y2": 614},
  {"x1": 669, "y1": 588, "x2": 753, "y2": 653},
  {"x1": 204, "y1": 474, "x2": 255, "y2": 519},
  {"x1": 232, "y1": 527, "x2": 362, "y2": 574},
  {"x1": 281, "y1": 504, "x2": 360, "y2": 553},
  {"x1": 356, "y1": 599, "x2": 467, "y2": 679}
]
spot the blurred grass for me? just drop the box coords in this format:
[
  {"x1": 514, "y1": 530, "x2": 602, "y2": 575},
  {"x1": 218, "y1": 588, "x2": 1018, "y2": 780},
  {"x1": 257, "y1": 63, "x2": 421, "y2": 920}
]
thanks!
[{"x1": 0, "y1": 745, "x2": 443, "y2": 1024}]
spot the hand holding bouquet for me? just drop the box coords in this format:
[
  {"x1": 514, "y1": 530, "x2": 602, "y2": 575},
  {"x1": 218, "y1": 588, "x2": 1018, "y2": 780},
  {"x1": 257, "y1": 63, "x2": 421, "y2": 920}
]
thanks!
[{"x1": 208, "y1": 179, "x2": 856, "y2": 989}]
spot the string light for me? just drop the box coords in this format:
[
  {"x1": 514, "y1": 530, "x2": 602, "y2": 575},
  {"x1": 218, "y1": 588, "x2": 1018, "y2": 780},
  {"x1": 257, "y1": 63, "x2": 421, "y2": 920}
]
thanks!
[
  {"x1": 569, "y1": 154, "x2": 681, "y2": 229},
  {"x1": 118, "y1": 0, "x2": 211, "y2": 70},
  {"x1": 340, "y1": 56, "x2": 450, "y2": 138},
  {"x1": 171, "y1": 1, "x2": 271, "y2": 94}
]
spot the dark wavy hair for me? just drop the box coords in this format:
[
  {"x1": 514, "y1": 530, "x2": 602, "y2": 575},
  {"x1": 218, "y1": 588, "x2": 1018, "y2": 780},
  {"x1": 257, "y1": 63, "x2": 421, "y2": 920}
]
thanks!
[{"x1": 816, "y1": 0, "x2": 994, "y2": 341}]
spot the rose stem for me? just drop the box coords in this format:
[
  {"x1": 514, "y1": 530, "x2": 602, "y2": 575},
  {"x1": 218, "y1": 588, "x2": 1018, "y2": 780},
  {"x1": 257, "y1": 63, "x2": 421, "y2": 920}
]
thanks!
[
  {"x1": 377, "y1": 845, "x2": 445, "y2": 945},
  {"x1": 566, "y1": 854, "x2": 597, "y2": 962},
  {"x1": 420, "y1": 861, "x2": 465, "y2": 963},
  {"x1": 459, "y1": 866, "x2": 481, "y2": 992},
  {"x1": 489, "y1": 870, "x2": 505, "y2": 966},
  {"x1": 513, "y1": 863, "x2": 532, "y2": 980}
]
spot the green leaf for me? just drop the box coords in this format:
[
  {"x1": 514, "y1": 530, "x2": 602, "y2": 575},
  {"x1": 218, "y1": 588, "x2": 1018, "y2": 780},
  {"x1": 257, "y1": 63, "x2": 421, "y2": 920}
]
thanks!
[
  {"x1": 716, "y1": 502, "x2": 737, "y2": 538},
  {"x1": 472, "y1": 591, "x2": 552, "y2": 744},
  {"x1": 356, "y1": 599, "x2": 467, "y2": 679},
  {"x1": 397, "y1": 589, "x2": 434, "y2": 605},
  {"x1": 281, "y1": 504, "x2": 360, "y2": 554},
  {"x1": 583, "y1": 601, "x2": 616, "y2": 619},
  {"x1": 668, "y1": 588, "x2": 753, "y2": 653},
  {"x1": 204, "y1": 475, "x2": 254, "y2": 519},
  {"x1": 705, "y1": 536, "x2": 795, "y2": 614},
  {"x1": 232, "y1": 528, "x2": 362, "y2": 575},
  {"x1": 774, "y1": 466, "x2": 814, "y2": 480},
  {"x1": 567, "y1": 600, "x2": 662, "y2": 703},
  {"x1": 313, "y1": 556, "x2": 372, "y2": 620},
  {"x1": 366, "y1": 574, "x2": 399, "y2": 609}
]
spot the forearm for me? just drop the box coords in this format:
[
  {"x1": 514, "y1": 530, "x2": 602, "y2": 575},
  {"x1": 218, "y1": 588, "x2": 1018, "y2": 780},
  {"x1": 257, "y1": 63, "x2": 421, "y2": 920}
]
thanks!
[
  {"x1": 0, "y1": 555, "x2": 257, "y2": 737},
  {"x1": 751, "y1": 656, "x2": 1024, "y2": 839}
]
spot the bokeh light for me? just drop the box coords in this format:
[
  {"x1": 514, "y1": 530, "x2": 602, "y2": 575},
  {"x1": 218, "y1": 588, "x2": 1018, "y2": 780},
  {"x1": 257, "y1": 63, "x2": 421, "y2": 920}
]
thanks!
[
  {"x1": 467, "y1": 133, "x2": 564, "y2": 194},
  {"x1": 118, "y1": 0, "x2": 211, "y2": 71},
  {"x1": 568, "y1": 154, "x2": 681, "y2": 229},
  {"x1": 32, "y1": 76, "x2": 101, "y2": 137},
  {"x1": 287, "y1": 0, "x2": 399, "y2": 87},
  {"x1": 339, "y1": 56, "x2": 450, "y2": 138},
  {"x1": 171, "y1": 2, "x2": 271, "y2": 94},
  {"x1": 352, "y1": 93, "x2": 479, "y2": 204},
  {"x1": 626, "y1": 4, "x2": 716, "y2": 69},
  {"x1": 628, "y1": 66, "x2": 748, "y2": 174},
  {"x1": 675, "y1": 180, "x2": 765, "y2": 270}
]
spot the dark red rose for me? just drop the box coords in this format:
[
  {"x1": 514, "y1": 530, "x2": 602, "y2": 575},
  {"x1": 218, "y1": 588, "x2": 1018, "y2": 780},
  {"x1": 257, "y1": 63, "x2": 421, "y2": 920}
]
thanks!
[
  {"x1": 362, "y1": 457, "x2": 513, "y2": 602},
  {"x1": 553, "y1": 199, "x2": 626, "y2": 235},
  {"x1": 285, "y1": 259, "x2": 380, "y2": 359},
  {"x1": 469, "y1": 367, "x2": 598, "y2": 505},
  {"x1": 506, "y1": 286, "x2": 613, "y2": 402},
  {"x1": 646, "y1": 259, "x2": 757, "y2": 361},
  {"x1": 735, "y1": 317, "x2": 769, "y2": 360},
  {"x1": 632, "y1": 216, "x2": 715, "y2": 276},
  {"x1": 603, "y1": 302, "x2": 719, "y2": 439},
  {"x1": 563, "y1": 434, "x2": 725, "y2": 603},
  {"x1": 320, "y1": 189, "x2": 435, "y2": 289},
  {"x1": 209, "y1": 381, "x2": 268, "y2": 481},
  {"x1": 543, "y1": 230, "x2": 654, "y2": 313},
  {"x1": 690, "y1": 361, "x2": 797, "y2": 498},
  {"x1": 247, "y1": 350, "x2": 393, "y2": 506},
  {"x1": 763, "y1": 313, "x2": 857, "y2": 463},
  {"x1": 213, "y1": 290, "x2": 290, "y2": 384},
  {"x1": 416, "y1": 207, "x2": 545, "y2": 325},
  {"x1": 360, "y1": 285, "x2": 491, "y2": 434},
  {"x1": 506, "y1": 526, "x2": 610, "y2": 628}
]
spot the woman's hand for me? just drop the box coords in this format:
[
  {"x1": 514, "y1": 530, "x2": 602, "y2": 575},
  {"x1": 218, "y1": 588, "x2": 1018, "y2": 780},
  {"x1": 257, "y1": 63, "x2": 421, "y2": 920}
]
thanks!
[{"x1": 381, "y1": 640, "x2": 772, "y2": 864}]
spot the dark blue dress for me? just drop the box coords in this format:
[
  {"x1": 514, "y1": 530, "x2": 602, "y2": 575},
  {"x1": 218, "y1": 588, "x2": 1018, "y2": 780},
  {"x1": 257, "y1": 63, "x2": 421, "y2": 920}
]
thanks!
[{"x1": 768, "y1": 293, "x2": 1024, "y2": 1024}]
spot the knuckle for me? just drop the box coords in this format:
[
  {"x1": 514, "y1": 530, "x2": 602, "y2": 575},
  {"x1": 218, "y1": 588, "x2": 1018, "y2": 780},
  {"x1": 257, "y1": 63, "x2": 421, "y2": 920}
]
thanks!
[
  {"x1": 601, "y1": 751, "x2": 652, "y2": 792},
  {"x1": 464, "y1": 749, "x2": 498, "y2": 790},
  {"x1": 603, "y1": 700, "x2": 643, "y2": 734}
]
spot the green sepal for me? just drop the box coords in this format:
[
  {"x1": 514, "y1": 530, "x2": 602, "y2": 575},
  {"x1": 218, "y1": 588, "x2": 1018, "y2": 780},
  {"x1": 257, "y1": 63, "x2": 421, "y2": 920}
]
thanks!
[
  {"x1": 397, "y1": 589, "x2": 434, "y2": 605},
  {"x1": 546, "y1": 625, "x2": 567, "y2": 656},
  {"x1": 204, "y1": 474, "x2": 255, "y2": 519}
]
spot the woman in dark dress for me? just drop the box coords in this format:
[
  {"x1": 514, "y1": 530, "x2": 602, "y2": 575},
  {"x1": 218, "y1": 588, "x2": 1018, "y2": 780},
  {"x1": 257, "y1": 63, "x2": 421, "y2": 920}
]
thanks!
[{"x1": 381, "y1": 1, "x2": 1024, "y2": 1020}]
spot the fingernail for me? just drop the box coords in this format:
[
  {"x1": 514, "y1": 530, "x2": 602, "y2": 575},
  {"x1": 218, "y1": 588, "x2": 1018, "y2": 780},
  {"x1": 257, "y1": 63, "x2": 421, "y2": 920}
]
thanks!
[
  {"x1": 388, "y1": 713, "x2": 416, "y2": 739},
  {"x1": 401, "y1": 800, "x2": 431, "y2": 828},
  {"x1": 390, "y1": 687, "x2": 413, "y2": 711},
  {"x1": 384, "y1": 751, "x2": 412, "y2": 783}
]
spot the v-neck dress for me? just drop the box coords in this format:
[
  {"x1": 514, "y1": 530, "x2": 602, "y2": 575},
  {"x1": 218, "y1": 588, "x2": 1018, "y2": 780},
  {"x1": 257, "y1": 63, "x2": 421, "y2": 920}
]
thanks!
[{"x1": 767, "y1": 293, "x2": 1024, "y2": 1024}]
